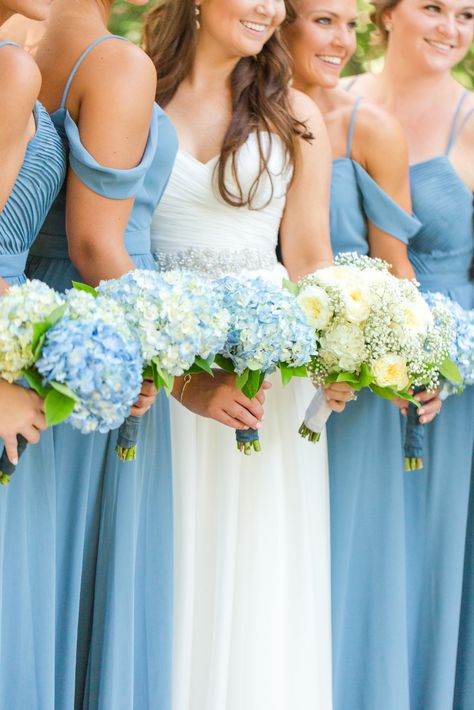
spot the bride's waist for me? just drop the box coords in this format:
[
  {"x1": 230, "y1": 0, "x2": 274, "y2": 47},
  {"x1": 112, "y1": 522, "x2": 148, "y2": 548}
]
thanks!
[{"x1": 153, "y1": 245, "x2": 281, "y2": 279}]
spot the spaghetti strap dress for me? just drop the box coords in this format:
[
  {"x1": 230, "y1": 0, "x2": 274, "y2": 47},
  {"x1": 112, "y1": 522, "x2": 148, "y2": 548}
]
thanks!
[
  {"x1": 327, "y1": 97, "x2": 421, "y2": 710},
  {"x1": 404, "y1": 90, "x2": 474, "y2": 710},
  {"x1": 0, "y1": 40, "x2": 67, "y2": 710},
  {"x1": 25, "y1": 35, "x2": 178, "y2": 710}
]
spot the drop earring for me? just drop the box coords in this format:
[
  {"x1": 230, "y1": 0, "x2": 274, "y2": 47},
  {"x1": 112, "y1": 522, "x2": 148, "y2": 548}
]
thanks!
[{"x1": 195, "y1": 5, "x2": 201, "y2": 30}]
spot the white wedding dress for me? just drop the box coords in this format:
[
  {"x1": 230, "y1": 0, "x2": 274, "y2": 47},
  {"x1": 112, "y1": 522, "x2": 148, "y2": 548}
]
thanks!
[{"x1": 151, "y1": 134, "x2": 333, "y2": 710}]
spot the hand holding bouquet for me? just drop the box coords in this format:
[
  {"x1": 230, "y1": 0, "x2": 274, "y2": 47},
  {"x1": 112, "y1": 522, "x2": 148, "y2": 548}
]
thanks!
[
  {"x1": 296, "y1": 254, "x2": 460, "y2": 445},
  {"x1": 0, "y1": 282, "x2": 143, "y2": 483},
  {"x1": 215, "y1": 275, "x2": 317, "y2": 454}
]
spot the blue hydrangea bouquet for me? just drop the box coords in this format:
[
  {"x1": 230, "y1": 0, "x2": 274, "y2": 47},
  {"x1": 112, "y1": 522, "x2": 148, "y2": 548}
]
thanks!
[
  {"x1": 0, "y1": 282, "x2": 143, "y2": 483},
  {"x1": 214, "y1": 275, "x2": 317, "y2": 454},
  {"x1": 96, "y1": 269, "x2": 230, "y2": 461},
  {"x1": 404, "y1": 292, "x2": 473, "y2": 470}
]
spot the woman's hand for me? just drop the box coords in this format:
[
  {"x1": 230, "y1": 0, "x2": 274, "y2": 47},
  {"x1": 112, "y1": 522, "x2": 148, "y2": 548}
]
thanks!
[
  {"x1": 324, "y1": 382, "x2": 356, "y2": 413},
  {"x1": 130, "y1": 379, "x2": 157, "y2": 417},
  {"x1": 174, "y1": 370, "x2": 271, "y2": 430},
  {"x1": 392, "y1": 389, "x2": 442, "y2": 423},
  {"x1": 0, "y1": 381, "x2": 47, "y2": 464}
]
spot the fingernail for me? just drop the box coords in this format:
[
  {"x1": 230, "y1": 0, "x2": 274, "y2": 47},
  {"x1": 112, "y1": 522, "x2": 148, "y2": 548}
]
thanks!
[
  {"x1": 420, "y1": 417, "x2": 426, "y2": 424},
  {"x1": 256, "y1": 422, "x2": 262, "y2": 429},
  {"x1": 12, "y1": 457, "x2": 18, "y2": 465},
  {"x1": 418, "y1": 408, "x2": 425, "y2": 415}
]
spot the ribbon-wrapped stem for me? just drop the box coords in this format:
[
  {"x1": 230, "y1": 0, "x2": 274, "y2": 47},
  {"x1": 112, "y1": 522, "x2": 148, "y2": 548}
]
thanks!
[
  {"x1": 0, "y1": 435, "x2": 28, "y2": 485},
  {"x1": 299, "y1": 387, "x2": 332, "y2": 443},
  {"x1": 404, "y1": 388, "x2": 425, "y2": 471},
  {"x1": 235, "y1": 427, "x2": 261, "y2": 455},
  {"x1": 115, "y1": 414, "x2": 141, "y2": 461}
]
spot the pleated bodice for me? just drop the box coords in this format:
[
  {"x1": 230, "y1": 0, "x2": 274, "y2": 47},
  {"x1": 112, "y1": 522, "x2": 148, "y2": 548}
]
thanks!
[
  {"x1": 0, "y1": 41, "x2": 66, "y2": 284},
  {"x1": 408, "y1": 92, "x2": 473, "y2": 308},
  {"x1": 330, "y1": 98, "x2": 420, "y2": 256}
]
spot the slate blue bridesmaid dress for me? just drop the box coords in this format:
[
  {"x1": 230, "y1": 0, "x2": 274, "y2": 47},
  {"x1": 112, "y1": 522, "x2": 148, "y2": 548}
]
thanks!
[
  {"x1": 327, "y1": 97, "x2": 421, "y2": 710},
  {"x1": 26, "y1": 35, "x2": 178, "y2": 710},
  {"x1": 0, "y1": 40, "x2": 66, "y2": 709},
  {"x1": 404, "y1": 90, "x2": 474, "y2": 710}
]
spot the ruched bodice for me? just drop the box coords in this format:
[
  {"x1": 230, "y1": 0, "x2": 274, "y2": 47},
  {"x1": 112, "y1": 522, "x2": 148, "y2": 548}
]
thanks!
[
  {"x1": 29, "y1": 35, "x2": 178, "y2": 275},
  {"x1": 151, "y1": 132, "x2": 291, "y2": 276},
  {"x1": 0, "y1": 41, "x2": 65, "y2": 284},
  {"x1": 408, "y1": 91, "x2": 473, "y2": 308},
  {"x1": 330, "y1": 98, "x2": 420, "y2": 256}
]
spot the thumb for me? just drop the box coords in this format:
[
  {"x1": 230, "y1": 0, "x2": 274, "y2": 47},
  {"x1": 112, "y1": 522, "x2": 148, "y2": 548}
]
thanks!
[{"x1": 3, "y1": 435, "x2": 19, "y2": 466}]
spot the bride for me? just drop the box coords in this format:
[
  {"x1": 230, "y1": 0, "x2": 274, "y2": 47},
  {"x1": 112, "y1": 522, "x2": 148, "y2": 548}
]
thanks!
[{"x1": 146, "y1": 2, "x2": 351, "y2": 708}]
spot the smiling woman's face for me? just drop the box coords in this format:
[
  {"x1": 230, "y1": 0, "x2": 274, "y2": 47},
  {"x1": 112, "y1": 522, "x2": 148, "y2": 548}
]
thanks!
[
  {"x1": 196, "y1": 0, "x2": 287, "y2": 59},
  {"x1": 283, "y1": 0, "x2": 357, "y2": 89},
  {"x1": 384, "y1": 0, "x2": 474, "y2": 73}
]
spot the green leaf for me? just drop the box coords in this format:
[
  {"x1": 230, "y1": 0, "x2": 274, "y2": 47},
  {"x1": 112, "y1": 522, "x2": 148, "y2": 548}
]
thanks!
[
  {"x1": 439, "y1": 356, "x2": 463, "y2": 385},
  {"x1": 279, "y1": 363, "x2": 294, "y2": 386},
  {"x1": 282, "y1": 278, "x2": 299, "y2": 296},
  {"x1": 214, "y1": 354, "x2": 235, "y2": 373},
  {"x1": 324, "y1": 372, "x2": 340, "y2": 385},
  {"x1": 152, "y1": 359, "x2": 174, "y2": 395},
  {"x1": 359, "y1": 363, "x2": 374, "y2": 388},
  {"x1": 397, "y1": 390, "x2": 421, "y2": 406},
  {"x1": 32, "y1": 333, "x2": 46, "y2": 361},
  {"x1": 336, "y1": 371, "x2": 361, "y2": 386},
  {"x1": 44, "y1": 389, "x2": 77, "y2": 426},
  {"x1": 72, "y1": 281, "x2": 97, "y2": 297},
  {"x1": 31, "y1": 304, "x2": 67, "y2": 356},
  {"x1": 49, "y1": 380, "x2": 79, "y2": 402},
  {"x1": 23, "y1": 367, "x2": 49, "y2": 398},
  {"x1": 236, "y1": 369, "x2": 250, "y2": 391},
  {"x1": 142, "y1": 365, "x2": 153, "y2": 380},
  {"x1": 369, "y1": 384, "x2": 398, "y2": 401},
  {"x1": 290, "y1": 364, "x2": 308, "y2": 379},
  {"x1": 193, "y1": 356, "x2": 214, "y2": 375},
  {"x1": 242, "y1": 369, "x2": 264, "y2": 399}
]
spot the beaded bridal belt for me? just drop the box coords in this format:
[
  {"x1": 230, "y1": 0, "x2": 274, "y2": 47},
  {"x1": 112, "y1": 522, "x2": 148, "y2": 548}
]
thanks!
[{"x1": 153, "y1": 247, "x2": 278, "y2": 278}]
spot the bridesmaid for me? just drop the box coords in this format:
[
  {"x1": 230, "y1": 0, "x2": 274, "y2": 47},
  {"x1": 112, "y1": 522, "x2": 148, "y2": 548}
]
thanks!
[
  {"x1": 0, "y1": 1, "x2": 66, "y2": 708},
  {"x1": 346, "y1": 1, "x2": 474, "y2": 707},
  {"x1": 283, "y1": 3, "x2": 440, "y2": 709}
]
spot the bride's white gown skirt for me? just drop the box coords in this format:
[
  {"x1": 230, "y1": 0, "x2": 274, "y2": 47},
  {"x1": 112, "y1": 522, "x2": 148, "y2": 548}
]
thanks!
[{"x1": 171, "y1": 376, "x2": 333, "y2": 710}]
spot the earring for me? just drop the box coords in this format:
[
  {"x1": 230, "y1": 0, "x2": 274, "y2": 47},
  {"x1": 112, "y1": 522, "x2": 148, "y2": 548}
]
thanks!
[
  {"x1": 384, "y1": 23, "x2": 392, "y2": 32},
  {"x1": 195, "y1": 5, "x2": 201, "y2": 30}
]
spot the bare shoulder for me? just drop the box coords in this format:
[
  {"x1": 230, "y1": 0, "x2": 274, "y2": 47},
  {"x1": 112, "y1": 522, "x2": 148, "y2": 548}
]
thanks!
[
  {"x1": 0, "y1": 45, "x2": 40, "y2": 138},
  {"x1": 75, "y1": 36, "x2": 156, "y2": 107},
  {"x1": 288, "y1": 87, "x2": 325, "y2": 130},
  {"x1": 0, "y1": 44, "x2": 40, "y2": 106},
  {"x1": 356, "y1": 99, "x2": 406, "y2": 146}
]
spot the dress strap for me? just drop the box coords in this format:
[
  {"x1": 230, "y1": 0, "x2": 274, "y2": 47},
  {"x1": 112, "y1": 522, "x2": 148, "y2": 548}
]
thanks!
[
  {"x1": 347, "y1": 96, "x2": 363, "y2": 158},
  {"x1": 446, "y1": 90, "x2": 471, "y2": 154},
  {"x1": 59, "y1": 34, "x2": 128, "y2": 109},
  {"x1": 345, "y1": 76, "x2": 359, "y2": 92},
  {"x1": 0, "y1": 41, "x2": 19, "y2": 49}
]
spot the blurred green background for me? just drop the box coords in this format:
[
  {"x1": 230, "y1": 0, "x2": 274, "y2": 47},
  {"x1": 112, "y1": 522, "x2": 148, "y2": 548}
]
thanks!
[{"x1": 109, "y1": 0, "x2": 473, "y2": 88}]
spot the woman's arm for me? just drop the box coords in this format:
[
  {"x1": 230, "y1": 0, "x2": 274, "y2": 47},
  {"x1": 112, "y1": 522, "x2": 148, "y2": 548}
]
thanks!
[
  {"x1": 0, "y1": 45, "x2": 40, "y2": 212},
  {"x1": 280, "y1": 89, "x2": 333, "y2": 282},
  {"x1": 357, "y1": 104, "x2": 416, "y2": 279},
  {"x1": 64, "y1": 39, "x2": 157, "y2": 285}
]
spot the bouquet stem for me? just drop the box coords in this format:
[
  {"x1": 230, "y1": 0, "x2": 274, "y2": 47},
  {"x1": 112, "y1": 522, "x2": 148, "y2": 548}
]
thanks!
[
  {"x1": 404, "y1": 456, "x2": 424, "y2": 471},
  {"x1": 403, "y1": 395, "x2": 424, "y2": 472},
  {"x1": 0, "y1": 435, "x2": 28, "y2": 485},
  {"x1": 299, "y1": 387, "x2": 332, "y2": 443},
  {"x1": 115, "y1": 414, "x2": 141, "y2": 462},
  {"x1": 236, "y1": 427, "x2": 261, "y2": 455}
]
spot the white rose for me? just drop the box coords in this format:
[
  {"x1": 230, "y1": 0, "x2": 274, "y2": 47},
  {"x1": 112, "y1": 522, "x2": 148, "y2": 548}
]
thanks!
[
  {"x1": 399, "y1": 295, "x2": 433, "y2": 336},
  {"x1": 315, "y1": 265, "x2": 357, "y2": 286},
  {"x1": 341, "y1": 279, "x2": 372, "y2": 323},
  {"x1": 320, "y1": 323, "x2": 367, "y2": 372},
  {"x1": 297, "y1": 286, "x2": 333, "y2": 330},
  {"x1": 372, "y1": 354, "x2": 409, "y2": 390}
]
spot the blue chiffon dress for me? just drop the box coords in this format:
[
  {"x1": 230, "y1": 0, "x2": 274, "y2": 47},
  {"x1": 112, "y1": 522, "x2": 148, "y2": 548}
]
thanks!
[
  {"x1": 327, "y1": 97, "x2": 421, "y2": 710},
  {"x1": 25, "y1": 35, "x2": 178, "y2": 710},
  {"x1": 404, "y1": 91, "x2": 474, "y2": 710},
  {"x1": 0, "y1": 40, "x2": 67, "y2": 709}
]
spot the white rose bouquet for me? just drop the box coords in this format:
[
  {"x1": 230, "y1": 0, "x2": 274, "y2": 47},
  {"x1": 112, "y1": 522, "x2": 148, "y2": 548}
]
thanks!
[{"x1": 295, "y1": 253, "x2": 461, "y2": 443}]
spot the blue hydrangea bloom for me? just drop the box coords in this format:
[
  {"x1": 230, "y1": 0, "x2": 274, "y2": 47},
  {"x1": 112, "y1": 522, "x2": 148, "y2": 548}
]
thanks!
[
  {"x1": 36, "y1": 318, "x2": 143, "y2": 434},
  {"x1": 218, "y1": 275, "x2": 317, "y2": 374}
]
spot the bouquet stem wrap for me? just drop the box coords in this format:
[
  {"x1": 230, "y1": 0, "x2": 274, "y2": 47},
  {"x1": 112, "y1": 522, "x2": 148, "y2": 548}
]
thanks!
[
  {"x1": 236, "y1": 427, "x2": 261, "y2": 455},
  {"x1": 404, "y1": 397, "x2": 424, "y2": 471},
  {"x1": 298, "y1": 387, "x2": 332, "y2": 443},
  {"x1": 0, "y1": 435, "x2": 28, "y2": 485},
  {"x1": 115, "y1": 414, "x2": 141, "y2": 461}
]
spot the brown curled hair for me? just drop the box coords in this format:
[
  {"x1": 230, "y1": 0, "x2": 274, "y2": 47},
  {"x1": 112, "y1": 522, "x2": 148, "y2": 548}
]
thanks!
[{"x1": 143, "y1": 0, "x2": 312, "y2": 208}]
